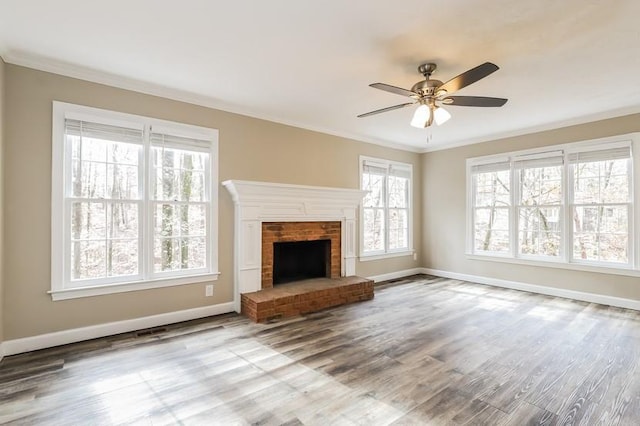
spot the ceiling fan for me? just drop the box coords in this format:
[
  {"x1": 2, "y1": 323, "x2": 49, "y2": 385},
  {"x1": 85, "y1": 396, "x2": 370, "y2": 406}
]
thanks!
[{"x1": 358, "y1": 62, "x2": 508, "y2": 128}]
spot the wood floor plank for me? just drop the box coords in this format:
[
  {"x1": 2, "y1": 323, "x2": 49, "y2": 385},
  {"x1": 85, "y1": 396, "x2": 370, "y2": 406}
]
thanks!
[{"x1": 2, "y1": 274, "x2": 640, "y2": 425}]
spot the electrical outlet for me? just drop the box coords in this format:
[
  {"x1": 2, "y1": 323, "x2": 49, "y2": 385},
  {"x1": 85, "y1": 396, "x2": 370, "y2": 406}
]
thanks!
[
  {"x1": 413, "y1": 252, "x2": 417, "y2": 261},
  {"x1": 205, "y1": 284, "x2": 214, "y2": 297}
]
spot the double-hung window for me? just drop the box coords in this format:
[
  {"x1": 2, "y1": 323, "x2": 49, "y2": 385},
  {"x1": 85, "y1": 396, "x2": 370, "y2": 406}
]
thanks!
[
  {"x1": 470, "y1": 159, "x2": 511, "y2": 254},
  {"x1": 52, "y1": 102, "x2": 219, "y2": 300},
  {"x1": 467, "y1": 134, "x2": 637, "y2": 273},
  {"x1": 569, "y1": 145, "x2": 631, "y2": 265},
  {"x1": 515, "y1": 152, "x2": 563, "y2": 258},
  {"x1": 360, "y1": 156, "x2": 413, "y2": 258}
]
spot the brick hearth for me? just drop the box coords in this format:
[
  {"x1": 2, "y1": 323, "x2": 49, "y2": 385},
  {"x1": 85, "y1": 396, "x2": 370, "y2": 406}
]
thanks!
[{"x1": 241, "y1": 276, "x2": 374, "y2": 323}]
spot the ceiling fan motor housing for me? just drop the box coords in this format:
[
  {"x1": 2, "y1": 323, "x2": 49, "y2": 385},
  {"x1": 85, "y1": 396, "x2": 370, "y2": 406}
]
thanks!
[{"x1": 411, "y1": 79, "x2": 443, "y2": 97}]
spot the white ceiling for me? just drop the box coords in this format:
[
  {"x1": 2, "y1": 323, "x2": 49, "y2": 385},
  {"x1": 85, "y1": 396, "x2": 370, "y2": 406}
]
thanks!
[{"x1": 1, "y1": 0, "x2": 640, "y2": 152}]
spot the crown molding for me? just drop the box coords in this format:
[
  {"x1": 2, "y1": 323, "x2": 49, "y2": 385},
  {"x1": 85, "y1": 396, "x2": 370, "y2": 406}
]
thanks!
[
  {"x1": 2, "y1": 50, "x2": 422, "y2": 154},
  {"x1": 420, "y1": 105, "x2": 640, "y2": 153}
]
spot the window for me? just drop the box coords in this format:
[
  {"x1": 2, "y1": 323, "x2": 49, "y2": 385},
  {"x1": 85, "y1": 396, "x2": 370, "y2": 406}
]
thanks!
[
  {"x1": 471, "y1": 159, "x2": 511, "y2": 254},
  {"x1": 515, "y1": 152, "x2": 563, "y2": 258},
  {"x1": 570, "y1": 146, "x2": 631, "y2": 264},
  {"x1": 360, "y1": 156, "x2": 412, "y2": 258},
  {"x1": 467, "y1": 134, "x2": 637, "y2": 273},
  {"x1": 52, "y1": 102, "x2": 219, "y2": 300}
]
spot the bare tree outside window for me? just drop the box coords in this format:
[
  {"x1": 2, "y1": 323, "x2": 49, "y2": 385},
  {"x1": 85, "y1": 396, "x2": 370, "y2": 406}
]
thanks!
[
  {"x1": 473, "y1": 169, "x2": 510, "y2": 253},
  {"x1": 572, "y1": 158, "x2": 629, "y2": 263},
  {"x1": 469, "y1": 142, "x2": 632, "y2": 269},
  {"x1": 68, "y1": 124, "x2": 141, "y2": 281},
  {"x1": 361, "y1": 159, "x2": 411, "y2": 255},
  {"x1": 518, "y1": 165, "x2": 562, "y2": 257},
  {"x1": 152, "y1": 144, "x2": 208, "y2": 273}
]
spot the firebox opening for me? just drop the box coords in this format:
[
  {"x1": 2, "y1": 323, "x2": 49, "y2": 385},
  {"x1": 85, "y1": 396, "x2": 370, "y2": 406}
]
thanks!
[{"x1": 273, "y1": 239, "x2": 331, "y2": 285}]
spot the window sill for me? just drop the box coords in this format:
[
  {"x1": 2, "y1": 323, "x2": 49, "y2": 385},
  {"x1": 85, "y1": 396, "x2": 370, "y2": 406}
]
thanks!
[
  {"x1": 49, "y1": 272, "x2": 221, "y2": 301},
  {"x1": 466, "y1": 253, "x2": 640, "y2": 278},
  {"x1": 359, "y1": 250, "x2": 414, "y2": 262}
]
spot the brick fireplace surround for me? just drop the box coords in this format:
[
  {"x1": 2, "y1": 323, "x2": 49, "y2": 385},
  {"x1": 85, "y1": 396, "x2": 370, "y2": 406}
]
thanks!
[
  {"x1": 222, "y1": 180, "x2": 373, "y2": 321},
  {"x1": 261, "y1": 221, "x2": 341, "y2": 289}
]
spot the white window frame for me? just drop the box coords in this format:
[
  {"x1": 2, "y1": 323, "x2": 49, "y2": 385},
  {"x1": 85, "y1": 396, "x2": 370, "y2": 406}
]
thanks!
[
  {"x1": 466, "y1": 132, "x2": 640, "y2": 277},
  {"x1": 51, "y1": 102, "x2": 220, "y2": 300},
  {"x1": 359, "y1": 155, "x2": 414, "y2": 261}
]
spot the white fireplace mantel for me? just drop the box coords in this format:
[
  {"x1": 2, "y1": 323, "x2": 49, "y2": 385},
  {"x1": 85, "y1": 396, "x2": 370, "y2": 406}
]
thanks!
[{"x1": 222, "y1": 180, "x2": 367, "y2": 312}]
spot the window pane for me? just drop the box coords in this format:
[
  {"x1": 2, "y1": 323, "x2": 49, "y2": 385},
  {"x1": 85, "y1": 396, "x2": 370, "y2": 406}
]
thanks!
[
  {"x1": 363, "y1": 208, "x2": 384, "y2": 251},
  {"x1": 389, "y1": 209, "x2": 408, "y2": 250},
  {"x1": 154, "y1": 204, "x2": 207, "y2": 238},
  {"x1": 154, "y1": 238, "x2": 181, "y2": 271},
  {"x1": 72, "y1": 161, "x2": 106, "y2": 199},
  {"x1": 153, "y1": 237, "x2": 206, "y2": 272},
  {"x1": 518, "y1": 207, "x2": 561, "y2": 256},
  {"x1": 71, "y1": 202, "x2": 106, "y2": 240},
  {"x1": 107, "y1": 203, "x2": 138, "y2": 239},
  {"x1": 599, "y1": 234, "x2": 628, "y2": 263},
  {"x1": 76, "y1": 137, "x2": 107, "y2": 162},
  {"x1": 520, "y1": 166, "x2": 561, "y2": 205},
  {"x1": 388, "y1": 176, "x2": 408, "y2": 208},
  {"x1": 182, "y1": 205, "x2": 207, "y2": 236},
  {"x1": 574, "y1": 159, "x2": 629, "y2": 204},
  {"x1": 71, "y1": 240, "x2": 106, "y2": 280},
  {"x1": 153, "y1": 147, "x2": 208, "y2": 202},
  {"x1": 155, "y1": 204, "x2": 179, "y2": 238},
  {"x1": 108, "y1": 240, "x2": 138, "y2": 276},
  {"x1": 362, "y1": 172, "x2": 385, "y2": 208},
  {"x1": 107, "y1": 141, "x2": 139, "y2": 165},
  {"x1": 474, "y1": 170, "x2": 510, "y2": 207},
  {"x1": 69, "y1": 134, "x2": 141, "y2": 201},
  {"x1": 574, "y1": 233, "x2": 598, "y2": 261},
  {"x1": 106, "y1": 164, "x2": 139, "y2": 200},
  {"x1": 474, "y1": 207, "x2": 510, "y2": 253},
  {"x1": 180, "y1": 171, "x2": 205, "y2": 202},
  {"x1": 573, "y1": 206, "x2": 628, "y2": 263}
]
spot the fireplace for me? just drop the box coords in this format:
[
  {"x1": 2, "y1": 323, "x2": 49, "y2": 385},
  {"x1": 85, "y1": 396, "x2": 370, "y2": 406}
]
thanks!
[
  {"x1": 273, "y1": 239, "x2": 330, "y2": 284},
  {"x1": 222, "y1": 180, "x2": 367, "y2": 312},
  {"x1": 262, "y1": 221, "x2": 341, "y2": 289}
]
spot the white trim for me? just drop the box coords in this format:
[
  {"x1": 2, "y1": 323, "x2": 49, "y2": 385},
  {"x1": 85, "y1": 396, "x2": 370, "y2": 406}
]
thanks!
[
  {"x1": 49, "y1": 272, "x2": 221, "y2": 301},
  {"x1": 465, "y1": 253, "x2": 640, "y2": 278},
  {"x1": 2, "y1": 302, "x2": 235, "y2": 356},
  {"x1": 359, "y1": 250, "x2": 414, "y2": 262},
  {"x1": 0, "y1": 342, "x2": 4, "y2": 362},
  {"x1": 421, "y1": 267, "x2": 640, "y2": 311},
  {"x1": 367, "y1": 268, "x2": 423, "y2": 283}
]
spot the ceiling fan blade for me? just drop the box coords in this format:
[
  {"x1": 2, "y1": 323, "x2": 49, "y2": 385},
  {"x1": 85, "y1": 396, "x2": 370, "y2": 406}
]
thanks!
[
  {"x1": 437, "y1": 62, "x2": 500, "y2": 95},
  {"x1": 370, "y1": 83, "x2": 417, "y2": 98},
  {"x1": 442, "y1": 96, "x2": 508, "y2": 107},
  {"x1": 357, "y1": 102, "x2": 414, "y2": 118}
]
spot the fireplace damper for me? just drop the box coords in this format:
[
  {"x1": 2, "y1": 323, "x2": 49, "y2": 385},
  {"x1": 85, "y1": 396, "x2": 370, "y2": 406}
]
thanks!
[{"x1": 273, "y1": 239, "x2": 330, "y2": 285}]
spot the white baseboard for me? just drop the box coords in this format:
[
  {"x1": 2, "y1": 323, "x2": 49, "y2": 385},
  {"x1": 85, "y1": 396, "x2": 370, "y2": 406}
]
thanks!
[
  {"x1": 0, "y1": 342, "x2": 4, "y2": 362},
  {"x1": 422, "y1": 267, "x2": 640, "y2": 311},
  {"x1": 367, "y1": 268, "x2": 424, "y2": 283},
  {"x1": 2, "y1": 302, "x2": 235, "y2": 357}
]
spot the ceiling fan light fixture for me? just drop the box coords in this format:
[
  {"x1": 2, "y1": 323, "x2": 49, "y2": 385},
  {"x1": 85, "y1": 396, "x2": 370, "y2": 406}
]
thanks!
[
  {"x1": 434, "y1": 106, "x2": 451, "y2": 125},
  {"x1": 410, "y1": 104, "x2": 431, "y2": 128}
]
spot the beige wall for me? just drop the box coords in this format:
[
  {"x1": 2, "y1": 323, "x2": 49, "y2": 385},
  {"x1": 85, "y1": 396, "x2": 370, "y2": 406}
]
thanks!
[
  {"x1": 2, "y1": 64, "x2": 421, "y2": 340},
  {"x1": 0, "y1": 57, "x2": 5, "y2": 346},
  {"x1": 422, "y1": 114, "x2": 640, "y2": 301}
]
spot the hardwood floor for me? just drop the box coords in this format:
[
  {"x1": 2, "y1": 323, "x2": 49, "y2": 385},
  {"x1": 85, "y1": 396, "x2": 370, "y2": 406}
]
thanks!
[{"x1": 2, "y1": 275, "x2": 640, "y2": 425}]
